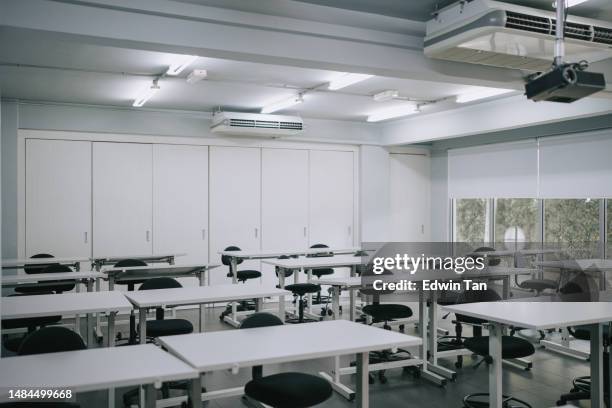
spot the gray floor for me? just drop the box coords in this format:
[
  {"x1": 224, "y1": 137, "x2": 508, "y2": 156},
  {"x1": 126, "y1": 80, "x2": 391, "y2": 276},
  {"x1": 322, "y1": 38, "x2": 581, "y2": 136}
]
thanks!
[{"x1": 2, "y1": 303, "x2": 593, "y2": 408}]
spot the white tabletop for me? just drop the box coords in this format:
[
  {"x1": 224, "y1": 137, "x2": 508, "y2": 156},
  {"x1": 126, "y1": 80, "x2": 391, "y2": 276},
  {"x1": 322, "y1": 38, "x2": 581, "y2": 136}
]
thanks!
[
  {"x1": 443, "y1": 302, "x2": 612, "y2": 330},
  {"x1": 2, "y1": 257, "x2": 89, "y2": 268},
  {"x1": 0, "y1": 344, "x2": 197, "y2": 400},
  {"x1": 92, "y1": 253, "x2": 187, "y2": 263},
  {"x1": 1, "y1": 291, "x2": 133, "y2": 320},
  {"x1": 262, "y1": 254, "x2": 364, "y2": 269},
  {"x1": 535, "y1": 259, "x2": 612, "y2": 271},
  {"x1": 125, "y1": 284, "x2": 291, "y2": 308},
  {"x1": 2, "y1": 271, "x2": 104, "y2": 286},
  {"x1": 219, "y1": 247, "x2": 363, "y2": 259},
  {"x1": 103, "y1": 263, "x2": 219, "y2": 275},
  {"x1": 159, "y1": 320, "x2": 421, "y2": 371}
]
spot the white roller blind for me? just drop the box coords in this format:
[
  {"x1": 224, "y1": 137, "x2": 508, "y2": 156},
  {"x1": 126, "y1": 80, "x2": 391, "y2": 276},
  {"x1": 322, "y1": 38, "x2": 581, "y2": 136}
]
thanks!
[
  {"x1": 539, "y1": 131, "x2": 612, "y2": 198},
  {"x1": 448, "y1": 140, "x2": 538, "y2": 198}
]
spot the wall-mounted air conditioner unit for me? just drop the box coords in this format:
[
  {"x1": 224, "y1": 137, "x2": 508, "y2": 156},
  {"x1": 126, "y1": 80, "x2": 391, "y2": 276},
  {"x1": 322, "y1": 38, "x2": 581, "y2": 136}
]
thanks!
[
  {"x1": 424, "y1": 0, "x2": 612, "y2": 71},
  {"x1": 210, "y1": 111, "x2": 304, "y2": 137}
]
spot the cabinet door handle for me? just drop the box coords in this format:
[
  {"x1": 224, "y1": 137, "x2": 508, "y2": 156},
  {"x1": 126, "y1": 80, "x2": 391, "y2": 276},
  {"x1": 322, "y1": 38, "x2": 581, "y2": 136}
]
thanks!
[
  {"x1": 202, "y1": 229, "x2": 206, "y2": 240},
  {"x1": 146, "y1": 230, "x2": 150, "y2": 242},
  {"x1": 303, "y1": 227, "x2": 307, "y2": 237},
  {"x1": 255, "y1": 228, "x2": 258, "y2": 238},
  {"x1": 348, "y1": 226, "x2": 352, "y2": 236},
  {"x1": 84, "y1": 232, "x2": 88, "y2": 244}
]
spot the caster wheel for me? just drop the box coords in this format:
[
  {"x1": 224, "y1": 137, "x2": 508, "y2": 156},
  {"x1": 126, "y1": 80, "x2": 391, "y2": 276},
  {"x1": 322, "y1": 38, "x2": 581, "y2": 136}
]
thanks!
[
  {"x1": 399, "y1": 324, "x2": 405, "y2": 333},
  {"x1": 327, "y1": 309, "x2": 333, "y2": 316},
  {"x1": 339, "y1": 306, "x2": 343, "y2": 314},
  {"x1": 320, "y1": 309, "x2": 326, "y2": 317}
]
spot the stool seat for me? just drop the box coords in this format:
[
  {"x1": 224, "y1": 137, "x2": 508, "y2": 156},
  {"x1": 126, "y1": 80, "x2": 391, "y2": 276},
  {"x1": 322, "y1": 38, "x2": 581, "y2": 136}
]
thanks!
[
  {"x1": 285, "y1": 283, "x2": 321, "y2": 296},
  {"x1": 233, "y1": 270, "x2": 262, "y2": 282},
  {"x1": 519, "y1": 279, "x2": 557, "y2": 292},
  {"x1": 311, "y1": 268, "x2": 334, "y2": 278},
  {"x1": 245, "y1": 372, "x2": 332, "y2": 408},
  {"x1": 464, "y1": 335, "x2": 535, "y2": 360},
  {"x1": 143, "y1": 319, "x2": 193, "y2": 337},
  {"x1": 362, "y1": 304, "x2": 413, "y2": 321}
]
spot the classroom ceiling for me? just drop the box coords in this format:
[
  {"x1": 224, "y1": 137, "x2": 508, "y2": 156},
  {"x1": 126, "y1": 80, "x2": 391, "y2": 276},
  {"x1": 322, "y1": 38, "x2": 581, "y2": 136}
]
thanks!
[{"x1": 0, "y1": 0, "x2": 610, "y2": 122}]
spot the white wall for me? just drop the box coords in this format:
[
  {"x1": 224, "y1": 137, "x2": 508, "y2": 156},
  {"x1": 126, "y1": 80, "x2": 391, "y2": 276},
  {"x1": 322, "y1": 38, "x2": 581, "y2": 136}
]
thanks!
[{"x1": 359, "y1": 145, "x2": 390, "y2": 242}]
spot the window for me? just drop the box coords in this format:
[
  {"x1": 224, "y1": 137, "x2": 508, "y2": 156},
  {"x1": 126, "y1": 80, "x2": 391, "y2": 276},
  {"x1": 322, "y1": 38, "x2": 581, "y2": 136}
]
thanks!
[
  {"x1": 544, "y1": 199, "x2": 600, "y2": 257},
  {"x1": 494, "y1": 199, "x2": 539, "y2": 248},
  {"x1": 454, "y1": 199, "x2": 488, "y2": 242}
]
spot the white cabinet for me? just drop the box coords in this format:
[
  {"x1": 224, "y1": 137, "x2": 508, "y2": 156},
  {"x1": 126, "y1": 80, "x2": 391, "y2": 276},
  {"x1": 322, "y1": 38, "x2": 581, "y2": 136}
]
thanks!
[
  {"x1": 92, "y1": 142, "x2": 153, "y2": 257},
  {"x1": 389, "y1": 153, "x2": 431, "y2": 241},
  {"x1": 209, "y1": 146, "x2": 261, "y2": 285},
  {"x1": 309, "y1": 150, "x2": 354, "y2": 248},
  {"x1": 261, "y1": 148, "x2": 309, "y2": 286},
  {"x1": 153, "y1": 145, "x2": 208, "y2": 287},
  {"x1": 25, "y1": 139, "x2": 92, "y2": 257}
]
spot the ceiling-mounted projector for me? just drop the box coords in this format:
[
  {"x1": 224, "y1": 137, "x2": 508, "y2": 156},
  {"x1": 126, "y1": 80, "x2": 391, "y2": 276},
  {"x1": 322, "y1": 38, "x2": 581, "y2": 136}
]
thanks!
[
  {"x1": 525, "y1": 62, "x2": 606, "y2": 102},
  {"x1": 524, "y1": 0, "x2": 606, "y2": 102}
]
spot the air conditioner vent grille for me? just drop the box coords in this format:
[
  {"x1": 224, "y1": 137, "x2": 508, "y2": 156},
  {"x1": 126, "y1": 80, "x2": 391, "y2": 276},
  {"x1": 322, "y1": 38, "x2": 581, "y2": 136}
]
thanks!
[
  {"x1": 505, "y1": 11, "x2": 611, "y2": 45},
  {"x1": 505, "y1": 11, "x2": 551, "y2": 34},
  {"x1": 227, "y1": 118, "x2": 303, "y2": 130},
  {"x1": 593, "y1": 27, "x2": 612, "y2": 45}
]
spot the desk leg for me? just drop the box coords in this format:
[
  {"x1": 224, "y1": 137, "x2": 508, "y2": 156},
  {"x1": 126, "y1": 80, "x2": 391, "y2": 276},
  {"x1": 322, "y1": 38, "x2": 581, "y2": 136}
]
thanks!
[
  {"x1": 256, "y1": 298, "x2": 263, "y2": 312},
  {"x1": 139, "y1": 308, "x2": 147, "y2": 345},
  {"x1": 107, "y1": 312, "x2": 116, "y2": 408},
  {"x1": 188, "y1": 376, "x2": 201, "y2": 408},
  {"x1": 332, "y1": 287, "x2": 340, "y2": 320},
  {"x1": 279, "y1": 270, "x2": 286, "y2": 321},
  {"x1": 590, "y1": 323, "x2": 604, "y2": 408},
  {"x1": 94, "y1": 278, "x2": 103, "y2": 342},
  {"x1": 489, "y1": 324, "x2": 503, "y2": 408},
  {"x1": 230, "y1": 258, "x2": 238, "y2": 284},
  {"x1": 143, "y1": 384, "x2": 156, "y2": 408},
  {"x1": 75, "y1": 281, "x2": 82, "y2": 338},
  {"x1": 502, "y1": 276, "x2": 510, "y2": 299},
  {"x1": 355, "y1": 352, "x2": 369, "y2": 408},
  {"x1": 199, "y1": 271, "x2": 205, "y2": 332}
]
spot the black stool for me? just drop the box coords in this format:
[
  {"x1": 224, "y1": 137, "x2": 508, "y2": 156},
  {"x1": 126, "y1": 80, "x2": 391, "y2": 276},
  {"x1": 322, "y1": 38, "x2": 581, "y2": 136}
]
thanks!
[
  {"x1": 112, "y1": 259, "x2": 148, "y2": 344},
  {"x1": 462, "y1": 335, "x2": 535, "y2": 408},
  {"x1": 219, "y1": 246, "x2": 262, "y2": 321},
  {"x1": 284, "y1": 283, "x2": 321, "y2": 323},
  {"x1": 241, "y1": 313, "x2": 333, "y2": 408}
]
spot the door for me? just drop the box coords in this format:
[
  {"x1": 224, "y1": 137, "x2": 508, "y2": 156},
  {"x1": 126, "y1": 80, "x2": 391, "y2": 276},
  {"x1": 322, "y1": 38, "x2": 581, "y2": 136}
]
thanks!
[
  {"x1": 209, "y1": 146, "x2": 261, "y2": 285},
  {"x1": 92, "y1": 142, "x2": 153, "y2": 257},
  {"x1": 153, "y1": 144, "x2": 208, "y2": 286},
  {"x1": 309, "y1": 150, "x2": 354, "y2": 248},
  {"x1": 261, "y1": 148, "x2": 309, "y2": 286},
  {"x1": 389, "y1": 153, "x2": 431, "y2": 241},
  {"x1": 25, "y1": 139, "x2": 92, "y2": 258}
]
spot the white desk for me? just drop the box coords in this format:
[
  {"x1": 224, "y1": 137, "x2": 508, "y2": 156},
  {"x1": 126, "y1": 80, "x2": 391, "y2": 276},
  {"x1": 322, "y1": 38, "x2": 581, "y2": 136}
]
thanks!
[
  {"x1": 91, "y1": 253, "x2": 186, "y2": 270},
  {"x1": 443, "y1": 302, "x2": 612, "y2": 408},
  {"x1": 102, "y1": 264, "x2": 218, "y2": 289},
  {"x1": 159, "y1": 320, "x2": 421, "y2": 408},
  {"x1": 2, "y1": 257, "x2": 89, "y2": 271},
  {"x1": 125, "y1": 284, "x2": 291, "y2": 343},
  {"x1": 2, "y1": 270, "x2": 104, "y2": 289},
  {"x1": 220, "y1": 247, "x2": 364, "y2": 282},
  {"x1": 0, "y1": 344, "x2": 198, "y2": 408},
  {"x1": 1, "y1": 291, "x2": 132, "y2": 347}
]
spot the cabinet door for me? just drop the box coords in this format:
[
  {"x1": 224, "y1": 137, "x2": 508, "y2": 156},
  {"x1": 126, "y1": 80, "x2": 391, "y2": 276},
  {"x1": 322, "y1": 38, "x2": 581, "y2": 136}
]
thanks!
[
  {"x1": 209, "y1": 146, "x2": 261, "y2": 285},
  {"x1": 92, "y1": 142, "x2": 153, "y2": 257},
  {"x1": 261, "y1": 148, "x2": 309, "y2": 286},
  {"x1": 389, "y1": 153, "x2": 431, "y2": 241},
  {"x1": 25, "y1": 139, "x2": 92, "y2": 258},
  {"x1": 309, "y1": 150, "x2": 355, "y2": 248},
  {"x1": 153, "y1": 145, "x2": 208, "y2": 286}
]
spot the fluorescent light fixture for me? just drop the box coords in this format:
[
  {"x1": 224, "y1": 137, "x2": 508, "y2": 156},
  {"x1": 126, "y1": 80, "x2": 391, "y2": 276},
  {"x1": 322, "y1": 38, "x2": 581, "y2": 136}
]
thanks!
[
  {"x1": 132, "y1": 81, "x2": 160, "y2": 107},
  {"x1": 166, "y1": 55, "x2": 199, "y2": 76},
  {"x1": 373, "y1": 90, "x2": 399, "y2": 102},
  {"x1": 328, "y1": 73, "x2": 373, "y2": 90},
  {"x1": 553, "y1": 0, "x2": 589, "y2": 8},
  {"x1": 261, "y1": 95, "x2": 303, "y2": 114},
  {"x1": 366, "y1": 104, "x2": 419, "y2": 122},
  {"x1": 455, "y1": 87, "x2": 513, "y2": 103}
]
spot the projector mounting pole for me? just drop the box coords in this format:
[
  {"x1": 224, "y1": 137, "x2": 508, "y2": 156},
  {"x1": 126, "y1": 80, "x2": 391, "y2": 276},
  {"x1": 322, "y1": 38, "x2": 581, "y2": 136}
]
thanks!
[{"x1": 554, "y1": 0, "x2": 566, "y2": 66}]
